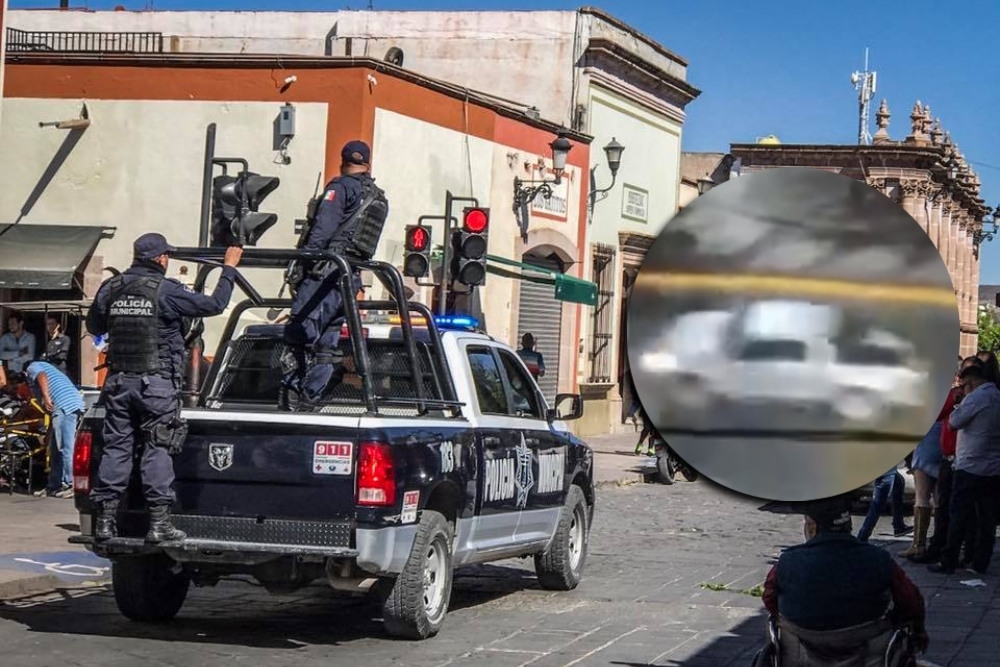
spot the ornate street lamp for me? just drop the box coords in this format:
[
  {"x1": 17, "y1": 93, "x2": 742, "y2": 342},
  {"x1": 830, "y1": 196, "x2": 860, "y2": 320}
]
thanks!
[
  {"x1": 512, "y1": 132, "x2": 574, "y2": 212},
  {"x1": 589, "y1": 137, "x2": 626, "y2": 212}
]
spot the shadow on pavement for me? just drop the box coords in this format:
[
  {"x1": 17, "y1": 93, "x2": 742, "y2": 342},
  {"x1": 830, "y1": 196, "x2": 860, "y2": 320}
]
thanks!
[
  {"x1": 612, "y1": 613, "x2": 767, "y2": 666},
  {"x1": 0, "y1": 563, "x2": 534, "y2": 648}
]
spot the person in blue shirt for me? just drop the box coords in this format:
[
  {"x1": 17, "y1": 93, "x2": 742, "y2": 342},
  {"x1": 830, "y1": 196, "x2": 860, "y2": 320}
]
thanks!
[{"x1": 25, "y1": 360, "x2": 85, "y2": 498}]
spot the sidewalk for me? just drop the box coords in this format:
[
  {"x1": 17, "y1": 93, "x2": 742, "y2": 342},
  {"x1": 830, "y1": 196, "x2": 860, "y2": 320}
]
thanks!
[{"x1": 0, "y1": 493, "x2": 107, "y2": 600}]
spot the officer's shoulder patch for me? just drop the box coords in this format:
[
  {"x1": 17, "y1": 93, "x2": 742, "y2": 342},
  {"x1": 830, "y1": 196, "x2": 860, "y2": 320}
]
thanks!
[{"x1": 325, "y1": 189, "x2": 337, "y2": 202}]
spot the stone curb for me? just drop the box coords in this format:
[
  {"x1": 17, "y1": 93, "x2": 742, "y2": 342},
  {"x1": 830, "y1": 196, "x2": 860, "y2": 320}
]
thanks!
[
  {"x1": 0, "y1": 573, "x2": 65, "y2": 601},
  {"x1": 595, "y1": 470, "x2": 659, "y2": 489}
]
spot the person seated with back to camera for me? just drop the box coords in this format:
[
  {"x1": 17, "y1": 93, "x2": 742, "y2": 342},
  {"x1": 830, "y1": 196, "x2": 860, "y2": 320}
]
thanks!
[{"x1": 761, "y1": 494, "x2": 928, "y2": 664}]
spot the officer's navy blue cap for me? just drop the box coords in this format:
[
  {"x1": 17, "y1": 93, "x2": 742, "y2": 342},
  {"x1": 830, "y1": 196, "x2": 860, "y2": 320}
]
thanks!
[
  {"x1": 134, "y1": 232, "x2": 177, "y2": 260},
  {"x1": 341, "y1": 140, "x2": 371, "y2": 166}
]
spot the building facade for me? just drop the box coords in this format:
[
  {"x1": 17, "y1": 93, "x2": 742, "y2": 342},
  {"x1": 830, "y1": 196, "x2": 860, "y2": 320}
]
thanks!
[
  {"x1": 730, "y1": 100, "x2": 990, "y2": 356},
  {"x1": 5, "y1": 6, "x2": 701, "y2": 435},
  {"x1": 0, "y1": 53, "x2": 592, "y2": 399},
  {"x1": 0, "y1": 0, "x2": 7, "y2": 129}
]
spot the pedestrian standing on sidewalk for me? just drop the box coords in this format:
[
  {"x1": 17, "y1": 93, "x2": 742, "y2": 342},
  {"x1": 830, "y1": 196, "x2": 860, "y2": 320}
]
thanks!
[
  {"x1": 929, "y1": 363, "x2": 1000, "y2": 575},
  {"x1": 856, "y1": 464, "x2": 912, "y2": 542},
  {"x1": 898, "y1": 413, "x2": 945, "y2": 559},
  {"x1": 24, "y1": 360, "x2": 84, "y2": 499},
  {"x1": 976, "y1": 350, "x2": 1000, "y2": 384},
  {"x1": 912, "y1": 355, "x2": 983, "y2": 564},
  {"x1": 633, "y1": 404, "x2": 654, "y2": 456}
]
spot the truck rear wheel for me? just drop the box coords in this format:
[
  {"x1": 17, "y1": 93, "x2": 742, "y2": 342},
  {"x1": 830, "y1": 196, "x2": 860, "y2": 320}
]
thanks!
[
  {"x1": 112, "y1": 554, "x2": 190, "y2": 623},
  {"x1": 535, "y1": 484, "x2": 589, "y2": 591},
  {"x1": 379, "y1": 509, "x2": 454, "y2": 640}
]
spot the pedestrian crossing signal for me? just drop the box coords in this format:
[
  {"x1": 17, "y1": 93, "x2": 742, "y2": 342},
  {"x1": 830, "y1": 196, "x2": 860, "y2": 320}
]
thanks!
[
  {"x1": 452, "y1": 207, "x2": 490, "y2": 287},
  {"x1": 403, "y1": 224, "x2": 432, "y2": 278}
]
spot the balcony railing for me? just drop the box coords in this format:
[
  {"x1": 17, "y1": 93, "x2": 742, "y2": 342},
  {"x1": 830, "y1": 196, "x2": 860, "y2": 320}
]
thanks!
[{"x1": 5, "y1": 28, "x2": 164, "y2": 54}]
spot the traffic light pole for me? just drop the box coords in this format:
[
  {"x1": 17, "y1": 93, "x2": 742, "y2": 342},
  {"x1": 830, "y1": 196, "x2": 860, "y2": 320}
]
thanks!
[
  {"x1": 439, "y1": 190, "x2": 480, "y2": 316},
  {"x1": 198, "y1": 123, "x2": 217, "y2": 248}
]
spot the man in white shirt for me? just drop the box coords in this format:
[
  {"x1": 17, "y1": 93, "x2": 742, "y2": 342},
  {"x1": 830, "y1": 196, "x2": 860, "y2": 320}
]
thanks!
[{"x1": 0, "y1": 311, "x2": 37, "y2": 374}]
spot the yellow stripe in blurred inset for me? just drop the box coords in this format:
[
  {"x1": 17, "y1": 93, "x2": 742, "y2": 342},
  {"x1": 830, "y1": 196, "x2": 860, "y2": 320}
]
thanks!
[{"x1": 637, "y1": 272, "x2": 959, "y2": 308}]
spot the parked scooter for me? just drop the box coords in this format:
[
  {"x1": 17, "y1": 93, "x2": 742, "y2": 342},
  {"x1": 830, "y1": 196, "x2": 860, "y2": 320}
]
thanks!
[{"x1": 650, "y1": 432, "x2": 699, "y2": 484}]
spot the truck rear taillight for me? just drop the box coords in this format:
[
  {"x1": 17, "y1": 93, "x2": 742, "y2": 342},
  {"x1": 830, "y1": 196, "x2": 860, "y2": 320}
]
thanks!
[
  {"x1": 72, "y1": 431, "x2": 93, "y2": 494},
  {"x1": 357, "y1": 441, "x2": 395, "y2": 506}
]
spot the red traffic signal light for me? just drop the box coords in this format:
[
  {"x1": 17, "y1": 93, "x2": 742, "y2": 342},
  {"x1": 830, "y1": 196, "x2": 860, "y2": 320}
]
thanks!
[
  {"x1": 406, "y1": 225, "x2": 430, "y2": 252},
  {"x1": 463, "y1": 207, "x2": 489, "y2": 233},
  {"x1": 403, "y1": 224, "x2": 432, "y2": 278},
  {"x1": 452, "y1": 207, "x2": 490, "y2": 287}
]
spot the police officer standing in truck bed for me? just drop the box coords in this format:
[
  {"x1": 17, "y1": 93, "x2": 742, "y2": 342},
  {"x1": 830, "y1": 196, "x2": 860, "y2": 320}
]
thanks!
[
  {"x1": 86, "y1": 233, "x2": 243, "y2": 542},
  {"x1": 280, "y1": 140, "x2": 389, "y2": 411}
]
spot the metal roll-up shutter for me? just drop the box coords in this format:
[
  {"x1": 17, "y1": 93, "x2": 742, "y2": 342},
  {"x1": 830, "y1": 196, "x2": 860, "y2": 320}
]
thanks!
[{"x1": 516, "y1": 255, "x2": 563, "y2": 406}]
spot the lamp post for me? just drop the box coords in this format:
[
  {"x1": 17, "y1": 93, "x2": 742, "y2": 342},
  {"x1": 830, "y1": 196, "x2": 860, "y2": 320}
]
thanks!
[
  {"x1": 588, "y1": 137, "x2": 625, "y2": 213},
  {"x1": 512, "y1": 132, "x2": 574, "y2": 212},
  {"x1": 973, "y1": 203, "x2": 1000, "y2": 253}
]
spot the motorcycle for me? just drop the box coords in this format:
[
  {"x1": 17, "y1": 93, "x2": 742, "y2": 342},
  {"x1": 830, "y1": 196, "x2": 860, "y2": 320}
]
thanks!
[{"x1": 650, "y1": 432, "x2": 699, "y2": 485}]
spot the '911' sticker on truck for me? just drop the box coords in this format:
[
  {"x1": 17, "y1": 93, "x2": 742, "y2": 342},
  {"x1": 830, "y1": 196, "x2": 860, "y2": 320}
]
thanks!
[{"x1": 313, "y1": 441, "x2": 353, "y2": 475}]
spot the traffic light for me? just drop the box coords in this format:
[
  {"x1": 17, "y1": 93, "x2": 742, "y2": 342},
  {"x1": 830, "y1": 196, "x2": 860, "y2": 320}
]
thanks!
[
  {"x1": 403, "y1": 224, "x2": 432, "y2": 278},
  {"x1": 451, "y1": 207, "x2": 489, "y2": 286},
  {"x1": 210, "y1": 171, "x2": 280, "y2": 247}
]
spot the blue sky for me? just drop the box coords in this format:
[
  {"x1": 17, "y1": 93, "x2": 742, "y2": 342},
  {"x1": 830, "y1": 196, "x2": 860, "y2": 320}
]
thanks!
[{"x1": 10, "y1": 0, "x2": 1000, "y2": 282}]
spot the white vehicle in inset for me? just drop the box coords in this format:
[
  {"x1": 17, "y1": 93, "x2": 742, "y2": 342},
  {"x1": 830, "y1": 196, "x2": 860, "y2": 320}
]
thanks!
[{"x1": 641, "y1": 300, "x2": 929, "y2": 428}]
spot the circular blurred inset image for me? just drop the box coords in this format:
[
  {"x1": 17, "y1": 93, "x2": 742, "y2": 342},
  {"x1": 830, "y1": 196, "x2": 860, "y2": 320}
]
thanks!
[{"x1": 627, "y1": 167, "x2": 960, "y2": 502}]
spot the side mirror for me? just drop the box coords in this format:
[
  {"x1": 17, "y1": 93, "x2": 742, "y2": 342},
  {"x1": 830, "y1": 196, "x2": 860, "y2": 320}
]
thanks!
[{"x1": 548, "y1": 393, "x2": 583, "y2": 421}]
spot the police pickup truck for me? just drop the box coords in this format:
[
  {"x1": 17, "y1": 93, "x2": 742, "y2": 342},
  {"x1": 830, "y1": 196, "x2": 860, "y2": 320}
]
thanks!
[{"x1": 69, "y1": 249, "x2": 595, "y2": 640}]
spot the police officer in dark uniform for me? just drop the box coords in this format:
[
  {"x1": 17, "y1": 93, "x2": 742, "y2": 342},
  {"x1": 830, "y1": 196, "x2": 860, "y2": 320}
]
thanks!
[
  {"x1": 86, "y1": 233, "x2": 243, "y2": 542},
  {"x1": 281, "y1": 140, "x2": 389, "y2": 411}
]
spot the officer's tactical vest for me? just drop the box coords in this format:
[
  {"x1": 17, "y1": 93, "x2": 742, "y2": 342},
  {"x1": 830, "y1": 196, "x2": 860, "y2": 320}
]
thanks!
[
  {"x1": 106, "y1": 274, "x2": 164, "y2": 374},
  {"x1": 325, "y1": 176, "x2": 390, "y2": 260}
]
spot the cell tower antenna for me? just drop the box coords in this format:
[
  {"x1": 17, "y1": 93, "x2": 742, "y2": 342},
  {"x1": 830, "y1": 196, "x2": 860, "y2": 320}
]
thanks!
[{"x1": 850, "y1": 48, "x2": 877, "y2": 145}]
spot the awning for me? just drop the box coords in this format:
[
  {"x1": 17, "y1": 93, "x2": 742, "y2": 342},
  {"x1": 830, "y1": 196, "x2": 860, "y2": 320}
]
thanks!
[
  {"x1": 0, "y1": 299, "x2": 93, "y2": 314},
  {"x1": 485, "y1": 254, "x2": 598, "y2": 306},
  {"x1": 0, "y1": 224, "x2": 115, "y2": 290}
]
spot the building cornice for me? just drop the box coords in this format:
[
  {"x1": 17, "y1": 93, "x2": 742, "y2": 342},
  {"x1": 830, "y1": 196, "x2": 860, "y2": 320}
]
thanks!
[
  {"x1": 578, "y1": 6, "x2": 689, "y2": 67},
  {"x1": 731, "y1": 142, "x2": 987, "y2": 216},
  {"x1": 583, "y1": 38, "x2": 700, "y2": 110},
  {"x1": 4, "y1": 51, "x2": 593, "y2": 143},
  {"x1": 584, "y1": 67, "x2": 686, "y2": 126}
]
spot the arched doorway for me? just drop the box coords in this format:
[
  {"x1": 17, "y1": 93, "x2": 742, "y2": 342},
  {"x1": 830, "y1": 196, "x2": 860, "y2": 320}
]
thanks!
[{"x1": 516, "y1": 249, "x2": 567, "y2": 405}]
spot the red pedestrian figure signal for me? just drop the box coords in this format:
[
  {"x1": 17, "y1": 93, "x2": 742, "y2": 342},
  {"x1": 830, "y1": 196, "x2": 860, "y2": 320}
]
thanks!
[
  {"x1": 404, "y1": 224, "x2": 433, "y2": 278},
  {"x1": 452, "y1": 207, "x2": 490, "y2": 286}
]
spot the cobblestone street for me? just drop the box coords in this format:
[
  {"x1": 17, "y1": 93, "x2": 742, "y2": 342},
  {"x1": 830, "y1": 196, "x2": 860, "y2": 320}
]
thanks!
[{"x1": 1, "y1": 477, "x2": 996, "y2": 667}]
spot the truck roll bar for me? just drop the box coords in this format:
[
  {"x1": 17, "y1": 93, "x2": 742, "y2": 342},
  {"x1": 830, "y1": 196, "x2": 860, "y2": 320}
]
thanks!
[{"x1": 171, "y1": 247, "x2": 455, "y2": 416}]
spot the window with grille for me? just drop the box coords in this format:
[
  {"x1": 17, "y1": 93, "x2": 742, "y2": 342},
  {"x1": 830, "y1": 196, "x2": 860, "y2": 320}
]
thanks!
[{"x1": 589, "y1": 244, "x2": 617, "y2": 383}]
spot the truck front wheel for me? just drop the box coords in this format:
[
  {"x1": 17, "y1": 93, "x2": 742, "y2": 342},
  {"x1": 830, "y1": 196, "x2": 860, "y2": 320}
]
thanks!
[
  {"x1": 535, "y1": 484, "x2": 589, "y2": 591},
  {"x1": 379, "y1": 509, "x2": 454, "y2": 640},
  {"x1": 112, "y1": 554, "x2": 190, "y2": 623}
]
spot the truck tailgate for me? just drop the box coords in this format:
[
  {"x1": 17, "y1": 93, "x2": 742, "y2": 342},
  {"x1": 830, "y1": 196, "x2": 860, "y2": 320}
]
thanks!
[{"x1": 173, "y1": 410, "x2": 362, "y2": 523}]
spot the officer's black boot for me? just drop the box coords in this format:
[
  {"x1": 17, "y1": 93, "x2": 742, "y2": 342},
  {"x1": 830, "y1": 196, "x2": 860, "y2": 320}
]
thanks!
[
  {"x1": 146, "y1": 505, "x2": 187, "y2": 543},
  {"x1": 95, "y1": 499, "x2": 119, "y2": 541}
]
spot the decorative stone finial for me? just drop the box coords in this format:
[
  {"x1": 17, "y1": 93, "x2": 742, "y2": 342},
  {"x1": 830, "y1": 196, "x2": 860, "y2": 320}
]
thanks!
[
  {"x1": 907, "y1": 101, "x2": 929, "y2": 144},
  {"x1": 873, "y1": 99, "x2": 891, "y2": 142},
  {"x1": 943, "y1": 130, "x2": 953, "y2": 149},
  {"x1": 930, "y1": 118, "x2": 943, "y2": 145},
  {"x1": 921, "y1": 105, "x2": 933, "y2": 135}
]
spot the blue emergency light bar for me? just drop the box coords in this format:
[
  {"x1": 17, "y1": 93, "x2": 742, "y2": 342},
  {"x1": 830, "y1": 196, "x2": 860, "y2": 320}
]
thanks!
[{"x1": 433, "y1": 315, "x2": 480, "y2": 331}]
